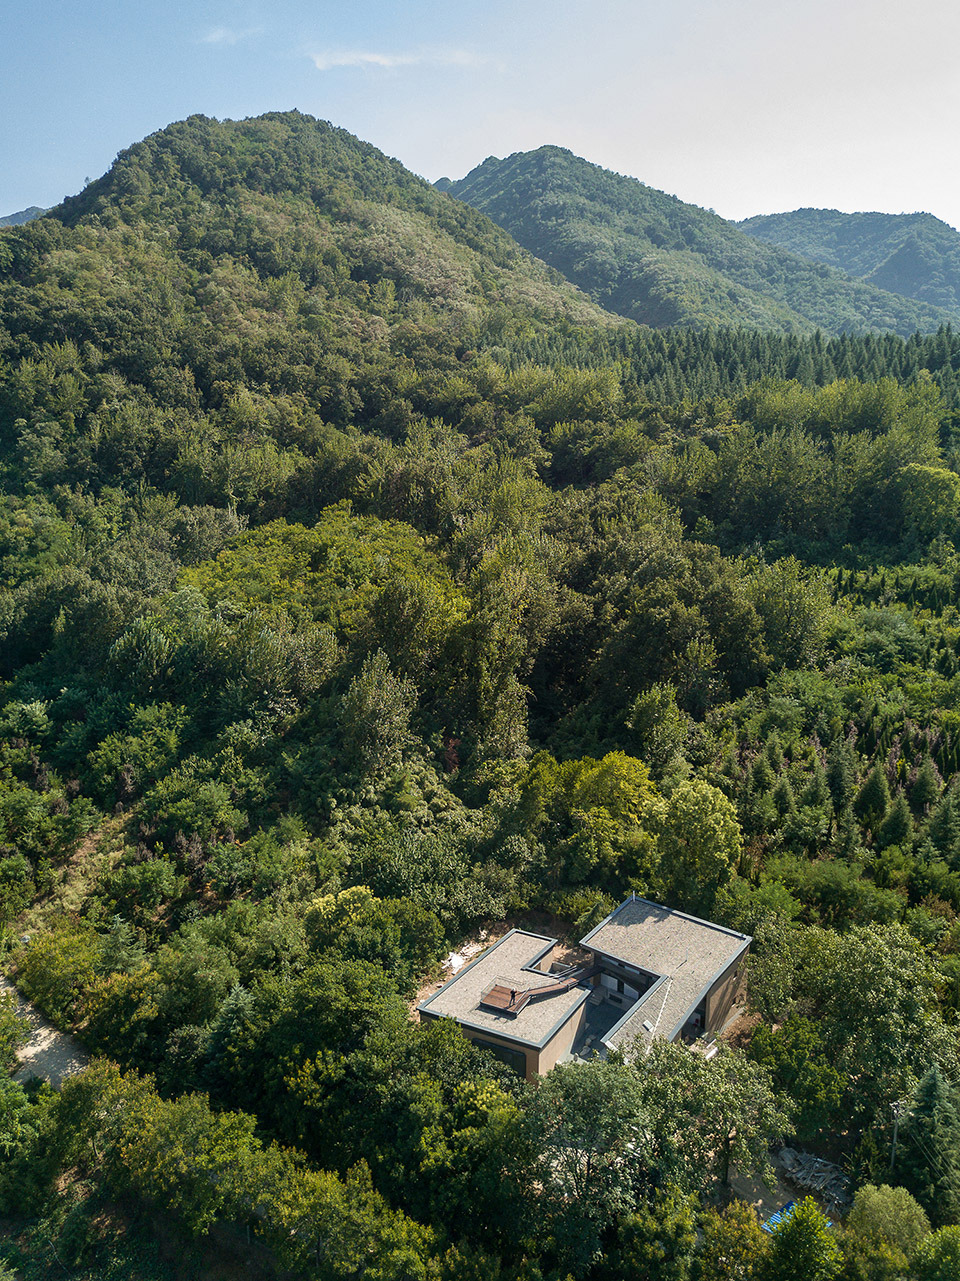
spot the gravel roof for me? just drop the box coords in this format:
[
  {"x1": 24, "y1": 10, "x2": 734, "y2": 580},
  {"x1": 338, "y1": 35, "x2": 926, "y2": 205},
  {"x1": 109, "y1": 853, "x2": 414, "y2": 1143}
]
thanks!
[
  {"x1": 580, "y1": 897, "x2": 750, "y2": 1049},
  {"x1": 418, "y1": 929, "x2": 589, "y2": 1048}
]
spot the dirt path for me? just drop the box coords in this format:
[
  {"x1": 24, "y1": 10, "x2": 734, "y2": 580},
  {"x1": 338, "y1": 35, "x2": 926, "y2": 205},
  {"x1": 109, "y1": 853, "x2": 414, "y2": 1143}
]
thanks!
[
  {"x1": 1, "y1": 974, "x2": 89, "y2": 1088},
  {"x1": 727, "y1": 1164, "x2": 796, "y2": 1219}
]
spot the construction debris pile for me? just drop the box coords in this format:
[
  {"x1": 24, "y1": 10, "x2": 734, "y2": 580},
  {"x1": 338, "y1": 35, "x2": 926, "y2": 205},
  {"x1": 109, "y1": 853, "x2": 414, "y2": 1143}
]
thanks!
[{"x1": 777, "y1": 1148, "x2": 852, "y2": 1210}]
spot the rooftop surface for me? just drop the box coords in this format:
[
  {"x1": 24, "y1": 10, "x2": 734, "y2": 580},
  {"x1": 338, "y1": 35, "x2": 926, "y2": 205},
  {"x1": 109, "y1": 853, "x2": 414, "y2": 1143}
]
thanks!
[
  {"x1": 418, "y1": 930, "x2": 590, "y2": 1047},
  {"x1": 581, "y1": 897, "x2": 751, "y2": 1048}
]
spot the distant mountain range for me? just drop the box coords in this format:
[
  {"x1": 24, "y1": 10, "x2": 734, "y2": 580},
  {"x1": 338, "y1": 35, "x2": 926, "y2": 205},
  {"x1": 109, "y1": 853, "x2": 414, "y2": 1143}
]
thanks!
[
  {"x1": 441, "y1": 148, "x2": 960, "y2": 336},
  {"x1": 9, "y1": 135, "x2": 960, "y2": 339},
  {"x1": 737, "y1": 208, "x2": 960, "y2": 314},
  {"x1": 0, "y1": 206, "x2": 45, "y2": 227}
]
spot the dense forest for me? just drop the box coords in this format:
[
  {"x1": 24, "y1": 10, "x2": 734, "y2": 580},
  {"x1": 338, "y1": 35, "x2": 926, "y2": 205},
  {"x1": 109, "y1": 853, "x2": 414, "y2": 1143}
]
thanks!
[
  {"x1": 2, "y1": 111, "x2": 960, "y2": 1281},
  {"x1": 738, "y1": 209, "x2": 960, "y2": 314},
  {"x1": 442, "y1": 147, "x2": 960, "y2": 336}
]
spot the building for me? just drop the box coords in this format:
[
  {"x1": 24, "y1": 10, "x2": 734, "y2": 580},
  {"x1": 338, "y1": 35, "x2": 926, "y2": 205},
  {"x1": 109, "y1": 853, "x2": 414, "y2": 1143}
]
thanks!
[{"x1": 417, "y1": 895, "x2": 750, "y2": 1080}]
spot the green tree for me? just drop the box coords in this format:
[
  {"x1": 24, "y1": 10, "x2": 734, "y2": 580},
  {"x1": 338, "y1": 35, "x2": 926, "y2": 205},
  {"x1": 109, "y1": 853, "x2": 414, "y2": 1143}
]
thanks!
[
  {"x1": 525, "y1": 1058, "x2": 648, "y2": 1274},
  {"x1": 121, "y1": 1089, "x2": 259, "y2": 1235},
  {"x1": 607, "y1": 1190, "x2": 698, "y2": 1281},
  {"x1": 896, "y1": 1067, "x2": 960, "y2": 1227},
  {"x1": 626, "y1": 682, "x2": 688, "y2": 780},
  {"x1": 877, "y1": 793, "x2": 912, "y2": 849},
  {"x1": 797, "y1": 925, "x2": 955, "y2": 1122},
  {"x1": 287, "y1": 1014, "x2": 526, "y2": 1241},
  {"x1": 0, "y1": 1074, "x2": 39, "y2": 1175},
  {"x1": 0, "y1": 991, "x2": 29, "y2": 1074},
  {"x1": 826, "y1": 737, "x2": 858, "y2": 813},
  {"x1": 912, "y1": 758, "x2": 942, "y2": 815},
  {"x1": 854, "y1": 764, "x2": 891, "y2": 836},
  {"x1": 898, "y1": 464, "x2": 960, "y2": 542},
  {"x1": 845, "y1": 1183, "x2": 930, "y2": 1255},
  {"x1": 0, "y1": 853, "x2": 35, "y2": 923},
  {"x1": 513, "y1": 750, "x2": 660, "y2": 889},
  {"x1": 216, "y1": 957, "x2": 407, "y2": 1134},
  {"x1": 913, "y1": 1225, "x2": 960, "y2": 1281},
  {"x1": 338, "y1": 650, "x2": 418, "y2": 781},
  {"x1": 750, "y1": 557, "x2": 833, "y2": 670},
  {"x1": 767, "y1": 1198, "x2": 842, "y2": 1281},
  {"x1": 696, "y1": 1199, "x2": 770, "y2": 1281},
  {"x1": 304, "y1": 885, "x2": 444, "y2": 994},
  {"x1": 638, "y1": 1041, "x2": 791, "y2": 1191},
  {"x1": 15, "y1": 926, "x2": 102, "y2": 1027},
  {"x1": 656, "y1": 778, "x2": 742, "y2": 912},
  {"x1": 747, "y1": 1016, "x2": 845, "y2": 1141}
]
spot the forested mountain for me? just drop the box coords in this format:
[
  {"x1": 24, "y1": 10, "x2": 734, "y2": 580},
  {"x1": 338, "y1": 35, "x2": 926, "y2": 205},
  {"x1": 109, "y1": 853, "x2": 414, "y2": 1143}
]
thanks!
[
  {"x1": 443, "y1": 147, "x2": 959, "y2": 336},
  {"x1": 0, "y1": 206, "x2": 45, "y2": 228},
  {"x1": 2, "y1": 111, "x2": 960, "y2": 1280},
  {"x1": 739, "y1": 208, "x2": 960, "y2": 313}
]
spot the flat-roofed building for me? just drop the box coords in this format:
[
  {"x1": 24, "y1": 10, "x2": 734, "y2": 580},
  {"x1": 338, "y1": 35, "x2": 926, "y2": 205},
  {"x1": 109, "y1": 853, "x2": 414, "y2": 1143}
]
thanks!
[
  {"x1": 416, "y1": 896, "x2": 750, "y2": 1078},
  {"x1": 579, "y1": 896, "x2": 751, "y2": 1051},
  {"x1": 417, "y1": 930, "x2": 594, "y2": 1080}
]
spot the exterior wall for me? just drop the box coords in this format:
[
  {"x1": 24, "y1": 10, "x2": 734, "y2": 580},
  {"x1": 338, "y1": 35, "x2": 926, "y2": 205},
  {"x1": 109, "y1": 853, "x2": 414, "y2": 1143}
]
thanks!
[
  {"x1": 419, "y1": 1002, "x2": 587, "y2": 1082},
  {"x1": 528, "y1": 944, "x2": 562, "y2": 974},
  {"x1": 705, "y1": 955, "x2": 746, "y2": 1031},
  {"x1": 464, "y1": 1032, "x2": 530, "y2": 1079},
  {"x1": 432, "y1": 1016, "x2": 535, "y2": 1079},
  {"x1": 535, "y1": 1001, "x2": 588, "y2": 1076},
  {"x1": 420, "y1": 1009, "x2": 532, "y2": 1079}
]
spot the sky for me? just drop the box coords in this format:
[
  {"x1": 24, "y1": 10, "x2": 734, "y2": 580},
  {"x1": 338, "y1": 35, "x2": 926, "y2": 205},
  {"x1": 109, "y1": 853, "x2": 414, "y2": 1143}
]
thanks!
[{"x1": 3, "y1": 0, "x2": 960, "y2": 231}]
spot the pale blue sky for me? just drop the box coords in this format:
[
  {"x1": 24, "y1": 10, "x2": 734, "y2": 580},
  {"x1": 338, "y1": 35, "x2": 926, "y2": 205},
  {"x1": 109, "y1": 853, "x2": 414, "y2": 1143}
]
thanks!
[{"x1": 4, "y1": 0, "x2": 960, "y2": 230}]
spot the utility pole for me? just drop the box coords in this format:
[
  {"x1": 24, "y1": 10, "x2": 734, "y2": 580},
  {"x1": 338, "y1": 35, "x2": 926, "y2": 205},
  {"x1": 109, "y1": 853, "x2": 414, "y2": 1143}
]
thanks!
[{"x1": 890, "y1": 1100, "x2": 906, "y2": 1172}]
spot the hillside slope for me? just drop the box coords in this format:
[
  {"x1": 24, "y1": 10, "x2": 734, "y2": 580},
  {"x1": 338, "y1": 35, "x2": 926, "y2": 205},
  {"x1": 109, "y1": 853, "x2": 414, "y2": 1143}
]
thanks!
[
  {"x1": 0, "y1": 205, "x2": 46, "y2": 227},
  {"x1": 738, "y1": 207, "x2": 960, "y2": 314},
  {"x1": 49, "y1": 112, "x2": 611, "y2": 335},
  {"x1": 0, "y1": 114, "x2": 624, "y2": 491},
  {"x1": 443, "y1": 147, "x2": 958, "y2": 336}
]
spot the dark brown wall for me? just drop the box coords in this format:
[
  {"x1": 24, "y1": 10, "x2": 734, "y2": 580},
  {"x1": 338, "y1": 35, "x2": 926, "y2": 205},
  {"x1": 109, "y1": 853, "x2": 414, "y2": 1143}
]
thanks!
[
  {"x1": 705, "y1": 953, "x2": 747, "y2": 1031},
  {"x1": 419, "y1": 1006, "x2": 588, "y2": 1080}
]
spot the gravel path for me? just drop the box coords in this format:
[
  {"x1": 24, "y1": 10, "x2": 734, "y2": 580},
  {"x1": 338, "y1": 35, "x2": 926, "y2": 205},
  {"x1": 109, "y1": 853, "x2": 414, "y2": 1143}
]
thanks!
[{"x1": 1, "y1": 974, "x2": 89, "y2": 1088}]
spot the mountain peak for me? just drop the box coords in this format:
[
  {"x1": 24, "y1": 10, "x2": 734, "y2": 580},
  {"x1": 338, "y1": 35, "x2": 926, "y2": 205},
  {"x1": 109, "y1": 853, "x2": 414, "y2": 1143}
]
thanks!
[{"x1": 0, "y1": 205, "x2": 46, "y2": 227}]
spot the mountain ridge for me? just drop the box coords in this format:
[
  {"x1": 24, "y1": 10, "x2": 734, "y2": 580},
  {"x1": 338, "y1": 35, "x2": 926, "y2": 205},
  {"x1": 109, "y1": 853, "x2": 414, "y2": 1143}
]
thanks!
[
  {"x1": 0, "y1": 205, "x2": 46, "y2": 227},
  {"x1": 443, "y1": 147, "x2": 959, "y2": 336},
  {"x1": 737, "y1": 207, "x2": 960, "y2": 313},
  {"x1": 47, "y1": 112, "x2": 613, "y2": 337}
]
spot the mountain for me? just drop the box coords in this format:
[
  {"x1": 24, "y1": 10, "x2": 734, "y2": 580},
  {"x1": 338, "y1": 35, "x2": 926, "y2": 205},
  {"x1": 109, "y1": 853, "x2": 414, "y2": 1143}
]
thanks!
[
  {"x1": 0, "y1": 113, "x2": 624, "y2": 479},
  {"x1": 737, "y1": 208, "x2": 960, "y2": 313},
  {"x1": 48, "y1": 112, "x2": 612, "y2": 337},
  {"x1": 442, "y1": 147, "x2": 959, "y2": 336},
  {"x1": 0, "y1": 205, "x2": 45, "y2": 227}
]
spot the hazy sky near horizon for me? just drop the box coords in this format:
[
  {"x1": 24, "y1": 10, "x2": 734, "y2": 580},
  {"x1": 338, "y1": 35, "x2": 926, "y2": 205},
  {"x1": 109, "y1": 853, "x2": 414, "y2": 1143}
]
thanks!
[{"x1": 4, "y1": 0, "x2": 960, "y2": 230}]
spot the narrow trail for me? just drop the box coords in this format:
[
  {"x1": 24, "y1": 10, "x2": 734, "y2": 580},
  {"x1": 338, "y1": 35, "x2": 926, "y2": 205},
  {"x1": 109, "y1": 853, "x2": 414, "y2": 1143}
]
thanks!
[{"x1": 1, "y1": 974, "x2": 89, "y2": 1088}]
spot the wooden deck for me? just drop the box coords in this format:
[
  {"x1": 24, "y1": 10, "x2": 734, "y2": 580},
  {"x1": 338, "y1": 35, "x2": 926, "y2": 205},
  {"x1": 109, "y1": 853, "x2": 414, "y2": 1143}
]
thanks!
[
  {"x1": 480, "y1": 983, "x2": 530, "y2": 1013},
  {"x1": 479, "y1": 967, "x2": 599, "y2": 1016}
]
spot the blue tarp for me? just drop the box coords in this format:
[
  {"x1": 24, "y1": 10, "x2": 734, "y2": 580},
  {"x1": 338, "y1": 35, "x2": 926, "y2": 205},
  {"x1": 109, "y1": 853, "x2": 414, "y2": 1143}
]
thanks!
[
  {"x1": 762, "y1": 1200, "x2": 833, "y2": 1233},
  {"x1": 762, "y1": 1201, "x2": 796, "y2": 1233}
]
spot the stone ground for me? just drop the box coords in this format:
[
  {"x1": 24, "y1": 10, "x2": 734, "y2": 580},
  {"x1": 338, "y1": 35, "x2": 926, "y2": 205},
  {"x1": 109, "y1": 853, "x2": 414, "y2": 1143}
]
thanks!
[{"x1": 1, "y1": 974, "x2": 89, "y2": 1088}]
